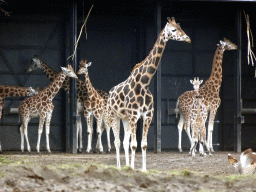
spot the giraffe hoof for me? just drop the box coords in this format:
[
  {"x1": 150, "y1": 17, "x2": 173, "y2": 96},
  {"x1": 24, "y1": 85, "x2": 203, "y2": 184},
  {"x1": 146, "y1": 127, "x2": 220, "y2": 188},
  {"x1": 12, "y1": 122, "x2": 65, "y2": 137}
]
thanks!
[
  {"x1": 106, "y1": 150, "x2": 111, "y2": 154},
  {"x1": 86, "y1": 150, "x2": 92, "y2": 154},
  {"x1": 99, "y1": 151, "x2": 103, "y2": 154},
  {"x1": 77, "y1": 149, "x2": 82, "y2": 153}
]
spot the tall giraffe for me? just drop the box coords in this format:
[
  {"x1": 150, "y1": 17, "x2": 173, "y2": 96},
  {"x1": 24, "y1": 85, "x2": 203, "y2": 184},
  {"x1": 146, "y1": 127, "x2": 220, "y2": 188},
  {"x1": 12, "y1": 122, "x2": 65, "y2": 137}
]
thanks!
[
  {"x1": 0, "y1": 85, "x2": 37, "y2": 151},
  {"x1": 108, "y1": 17, "x2": 191, "y2": 171},
  {"x1": 27, "y1": 56, "x2": 109, "y2": 153},
  {"x1": 189, "y1": 77, "x2": 211, "y2": 157},
  {"x1": 77, "y1": 60, "x2": 111, "y2": 153},
  {"x1": 19, "y1": 65, "x2": 78, "y2": 153},
  {"x1": 176, "y1": 38, "x2": 237, "y2": 153}
]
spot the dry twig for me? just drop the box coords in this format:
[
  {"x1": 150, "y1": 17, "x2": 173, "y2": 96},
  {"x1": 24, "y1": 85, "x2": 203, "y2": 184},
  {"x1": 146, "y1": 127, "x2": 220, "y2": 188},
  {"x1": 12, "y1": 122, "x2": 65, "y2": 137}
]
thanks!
[
  {"x1": 243, "y1": 11, "x2": 256, "y2": 76},
  {"x1": 0, "y1": 0, "x2": 11, "y2": 17},
  {"x1": 67, "y1": 4, "x2": 94, "y2": 60}
]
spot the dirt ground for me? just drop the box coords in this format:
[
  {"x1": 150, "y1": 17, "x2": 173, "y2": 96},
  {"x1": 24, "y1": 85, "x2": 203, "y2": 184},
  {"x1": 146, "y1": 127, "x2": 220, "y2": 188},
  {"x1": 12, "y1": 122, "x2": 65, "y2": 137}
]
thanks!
[{"x1": 0, "y1": 150, "x2": 255, "y2": 191}]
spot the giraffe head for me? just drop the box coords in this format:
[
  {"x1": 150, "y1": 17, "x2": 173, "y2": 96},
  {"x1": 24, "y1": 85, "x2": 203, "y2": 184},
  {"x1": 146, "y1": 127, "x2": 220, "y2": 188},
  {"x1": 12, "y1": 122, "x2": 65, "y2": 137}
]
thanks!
[
  {"x1": 77, "y1": 60, "x2": 92, "y2": 75},
  {"x1": 190, "y1": 77, "x2": 203, "y2": 91},
  {"x1": 27, "y1": 55, "x2": 43, "y2": 73},
  {"x1": 163, "y1": 17, "x2": 191, "y2": 43},
  {"x1": 61, "y1": 64, "x2": 78, "y2": 79},
  {"x1": 218, "y1": 38, "x2": 237, "y2": 51},
  {"x1": 28, "y1": 87, "x2": 39, "y2": 96}
]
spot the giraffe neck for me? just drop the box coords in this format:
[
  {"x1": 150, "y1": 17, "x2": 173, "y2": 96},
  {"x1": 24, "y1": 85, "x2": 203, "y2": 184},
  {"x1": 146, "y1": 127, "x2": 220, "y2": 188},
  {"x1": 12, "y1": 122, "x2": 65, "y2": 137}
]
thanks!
[
  {"x1": 0, "y1": 85, "x2": 32, "y2": 98},
  {"x1": 202, "y1": 45, "x2": 224, "y2": 93},
  {"x1": 40, "y1": 71, "x2": 66, "y2": 101},
  {"x1": 83, "y1": 70, "x2": 96, "y2": 97},
  {"x1": 40, "y1": 62, "x2": 70, "y2": 93},
  {"x1": 130, "y1": 29, "x2": 167, "y2": 87}
]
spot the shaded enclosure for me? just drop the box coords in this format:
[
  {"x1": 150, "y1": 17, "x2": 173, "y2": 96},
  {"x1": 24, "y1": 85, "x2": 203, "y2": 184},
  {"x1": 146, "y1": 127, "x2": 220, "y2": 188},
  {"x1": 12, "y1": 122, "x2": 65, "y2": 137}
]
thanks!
[{"x1": 0, "y1": 1, "x2": 255, "y2": 152}]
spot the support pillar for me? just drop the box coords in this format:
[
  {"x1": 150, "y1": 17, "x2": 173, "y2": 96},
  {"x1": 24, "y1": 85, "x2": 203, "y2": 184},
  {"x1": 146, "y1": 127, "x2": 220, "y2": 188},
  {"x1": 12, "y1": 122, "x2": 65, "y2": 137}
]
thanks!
[
  {"x1": 69, "y1": 2, "x2": 78, "y2": 154},
  {"x1": 154, "y1": 0, "x2": 161, "y2": 153},
  {"x1": 234, "y1": 10, "x2": 242, "y2": 153}
]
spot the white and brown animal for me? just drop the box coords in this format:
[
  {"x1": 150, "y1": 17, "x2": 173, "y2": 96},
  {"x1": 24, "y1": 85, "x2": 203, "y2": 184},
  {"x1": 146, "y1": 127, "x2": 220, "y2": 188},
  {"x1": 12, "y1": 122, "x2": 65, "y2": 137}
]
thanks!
[
  {"x1": 189, "y1": 78, "x2": 211, "y2": 157},
  {"x1": 0, "y1": 85, "x2": 37, "y2": 152},
  {"x1": 176, "y1": 38, "x2": 237, "y2": 153},
  {"x1": 77, "y1": 60, "x2": 112, "y2": 153},
  {"x1": 19, "y1": 65, "x2": 78, "y2": 153},
  {"x1": 108, "y1": 17, "x2": 191, "y2": 171},
  {"x1": 228, "y1": 148, "x2": 256, "y2": 175}
]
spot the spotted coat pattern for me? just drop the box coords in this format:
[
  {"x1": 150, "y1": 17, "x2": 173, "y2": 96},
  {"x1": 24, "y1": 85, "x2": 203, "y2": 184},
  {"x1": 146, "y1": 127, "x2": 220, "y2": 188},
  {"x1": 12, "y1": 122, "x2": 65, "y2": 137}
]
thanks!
[
  {"x1": 19, "y1": 65, "x2": 77, "y2": 153},
  {"x1": 176, "y1": 39, "x2": 237, "y2": 153}
]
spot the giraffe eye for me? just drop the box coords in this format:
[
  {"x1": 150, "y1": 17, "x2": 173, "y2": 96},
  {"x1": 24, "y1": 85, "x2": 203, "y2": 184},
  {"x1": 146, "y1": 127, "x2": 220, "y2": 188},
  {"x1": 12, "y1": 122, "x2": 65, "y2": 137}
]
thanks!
[{"x1": 172, "y1": 29, "x2": 177, "y2": 32}]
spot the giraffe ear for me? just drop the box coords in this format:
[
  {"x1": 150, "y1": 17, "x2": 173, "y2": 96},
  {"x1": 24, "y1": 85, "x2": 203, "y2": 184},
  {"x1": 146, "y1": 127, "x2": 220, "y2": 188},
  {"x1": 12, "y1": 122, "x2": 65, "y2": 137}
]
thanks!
[
  {"x1": 190, "y1": 80, "x2": 193, "y2": 84},
  {"x1": 200, "y1": 80, "x2": 203, "y2": 84},
  {"x1": 61, "y1": 66, "x2": 68, "y2": 72},
  {"x1": 87, "y1": 62, "x2": 92, "y2": 67}
]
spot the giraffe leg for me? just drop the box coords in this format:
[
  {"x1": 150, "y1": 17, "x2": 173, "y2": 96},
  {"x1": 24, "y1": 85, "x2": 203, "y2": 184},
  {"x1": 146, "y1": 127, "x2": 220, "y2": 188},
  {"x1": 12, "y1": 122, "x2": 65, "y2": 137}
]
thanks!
[
  {"x1": 77, "y1": 115, "x2": 83, "y2": 153},
  {"x1": 141, "y1": 117, "x2": 152, "y2": 172},
  {"x1": 102, "y1": 115, "x2": 111, "y2": 153},
  {"x1": 105, "y1": 122, "x2": 111, "y2": 153},
  {"x1": 20, "y1": 124, "x2": 25, "y2": 153},
  {"x1": 24, "y1": 119, "x2": 31, "y2": 153},
  {"x1": 85, "y1": 113, "x2": 93, "y2": 153},
  {"x1": 177, "y1": 114, "x2": 184, "y2": 153},
  {"x1": 130, "y1": 116, "x2": 139, "y2": 170},
  {"x1": 45, "y1": 112, "x2": 52, "y2": 153},
  {"x1": 122, "y1": 119, "x2": 130, "y2": 167},
  {"x1": 112, "y1": 115, "x2": 121, "y2": 169},
  {"x1": 185, "y1": 120, "x2": 192, "y2": 145},
  {"x1": 37, "y1": 116, "x2": 45, "y2": 153},
  {"x1": 96, "y1": 116, "x2": 104, "y2": 154}
]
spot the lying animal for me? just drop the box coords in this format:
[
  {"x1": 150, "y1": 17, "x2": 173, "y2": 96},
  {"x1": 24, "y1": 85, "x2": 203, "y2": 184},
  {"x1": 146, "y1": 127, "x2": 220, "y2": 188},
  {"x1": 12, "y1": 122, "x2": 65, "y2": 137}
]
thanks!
[{"x1": 228, "y1": 148, "x2": 256, "y2": 175}]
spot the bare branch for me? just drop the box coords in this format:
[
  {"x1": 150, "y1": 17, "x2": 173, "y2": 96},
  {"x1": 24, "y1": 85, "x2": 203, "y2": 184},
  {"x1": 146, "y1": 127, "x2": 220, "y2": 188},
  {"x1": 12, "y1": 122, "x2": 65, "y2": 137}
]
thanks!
[
  {"x1": 244, "y1": 10, "x2": 256, "y2": 74},
  {"x1": 0, "y1": 0, "x2": 11, "y2": 17},
  {"x1": 67, "y1": 4, "x2": 94, "y2": 61}
]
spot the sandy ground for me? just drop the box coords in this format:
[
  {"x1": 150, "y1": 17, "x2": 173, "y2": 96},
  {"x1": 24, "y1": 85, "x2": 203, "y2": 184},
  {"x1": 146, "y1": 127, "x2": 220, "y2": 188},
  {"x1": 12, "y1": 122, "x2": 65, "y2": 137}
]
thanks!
[{"x1": 0, "y1": 150, "x2": 255, "y2": 191}]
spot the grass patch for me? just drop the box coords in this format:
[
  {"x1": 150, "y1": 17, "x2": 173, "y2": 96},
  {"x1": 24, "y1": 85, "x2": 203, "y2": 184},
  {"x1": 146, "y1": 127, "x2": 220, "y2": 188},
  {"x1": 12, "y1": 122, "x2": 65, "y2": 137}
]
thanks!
[
  {"x1": 216, "y1": 174, "x2": 256, "y2": 183},
  {"x1": 0, "y1": 156, "x2": 13, "y2": 165}
]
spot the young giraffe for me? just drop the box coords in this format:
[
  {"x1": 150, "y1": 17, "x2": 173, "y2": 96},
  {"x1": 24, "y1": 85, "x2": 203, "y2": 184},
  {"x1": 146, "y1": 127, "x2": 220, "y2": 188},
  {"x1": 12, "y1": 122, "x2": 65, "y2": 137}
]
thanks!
[
  {"x1": 189, "y1": 77, "x2": 211, "y2": 157},
  {"x1": 27, "y1": 56, "x2": 109, "y2": 153},
  {"x1": 0, "y1": 85, "x2": 37, "y2": 152},
  {"x1": 77, "y1": 60, "x2": 111, "y2": 153},
  {"x1": 108, "y1": 17, "x2": 191, "y2": 171},
  {"x1": 176, "y1": 38, "x2": 237, "y2": 153},
  {"x1": 19, "y1": 65, "x2": 78, "y2": 153}
]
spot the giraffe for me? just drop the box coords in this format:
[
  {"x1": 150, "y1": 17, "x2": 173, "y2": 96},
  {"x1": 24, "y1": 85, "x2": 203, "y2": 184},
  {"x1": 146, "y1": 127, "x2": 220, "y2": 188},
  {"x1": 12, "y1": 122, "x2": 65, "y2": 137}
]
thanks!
[
  {"x1": 0, "y1": 85, "x2": 38, "y2": 152},
  {"x1": 19, "y1": 65, "x2": 78, "y2": 153},
  {"x1": 176, "y1": 38, "x2": 237, "y2": 153},
  {"x1": 189, "y1": 77, "x2": 211, "y2": 157},
  {"x1": 27, "y1": 56, "x2": 109, "y2": 153},
  {"x1": 77, "y1": 60, "x2": 111, "y2": 153},
  {"x1": 108, "y1": 17, "x2": 191, "y2": 171}
]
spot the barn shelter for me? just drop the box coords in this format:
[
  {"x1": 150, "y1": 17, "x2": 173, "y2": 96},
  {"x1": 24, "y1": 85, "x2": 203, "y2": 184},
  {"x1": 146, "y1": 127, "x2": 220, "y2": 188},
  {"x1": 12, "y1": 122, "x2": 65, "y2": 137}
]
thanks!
[{"x1": 0, "y1": 1, "x2": 255, "y2": 153}]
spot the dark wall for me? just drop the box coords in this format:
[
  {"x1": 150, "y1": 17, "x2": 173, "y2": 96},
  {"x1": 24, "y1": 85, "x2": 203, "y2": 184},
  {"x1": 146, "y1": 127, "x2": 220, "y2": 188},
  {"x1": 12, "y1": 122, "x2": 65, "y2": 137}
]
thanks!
[{"x1": 0, "y1": 1, "x2": 256, "y2": 152}]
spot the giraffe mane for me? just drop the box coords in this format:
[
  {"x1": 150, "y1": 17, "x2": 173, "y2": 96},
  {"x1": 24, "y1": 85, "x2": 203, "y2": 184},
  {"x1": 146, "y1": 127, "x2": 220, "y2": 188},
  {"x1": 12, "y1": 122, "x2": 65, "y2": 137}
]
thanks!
[{"x1": 131, "y1": 29, "x2": 165, "y2": 73}]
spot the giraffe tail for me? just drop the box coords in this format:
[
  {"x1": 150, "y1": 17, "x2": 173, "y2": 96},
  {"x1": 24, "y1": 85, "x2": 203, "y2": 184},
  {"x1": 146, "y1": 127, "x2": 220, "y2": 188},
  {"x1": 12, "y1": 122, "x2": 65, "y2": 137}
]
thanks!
[{"x1": 175, "y1": 99, "x2": 179, "y2": 118}]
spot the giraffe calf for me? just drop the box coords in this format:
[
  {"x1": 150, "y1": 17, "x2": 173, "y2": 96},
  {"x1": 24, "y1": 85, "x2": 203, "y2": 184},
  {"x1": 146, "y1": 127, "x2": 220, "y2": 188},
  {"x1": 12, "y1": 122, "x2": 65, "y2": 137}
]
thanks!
[
  {"x1": 190, "y1": 96, "x2": 211, "y2": 157},
  {"x1": 189, "y1": 78, "x2": 211, "y2": 157}
]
